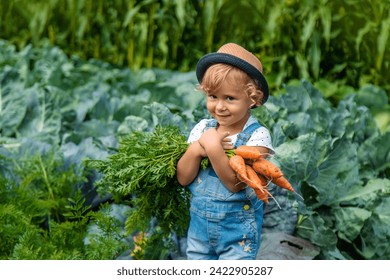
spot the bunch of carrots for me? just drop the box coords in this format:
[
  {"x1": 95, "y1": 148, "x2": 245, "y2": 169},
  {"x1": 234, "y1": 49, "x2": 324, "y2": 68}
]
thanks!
[{"x1": 229, "y1": 146, "x2": 303, "y2": 204}]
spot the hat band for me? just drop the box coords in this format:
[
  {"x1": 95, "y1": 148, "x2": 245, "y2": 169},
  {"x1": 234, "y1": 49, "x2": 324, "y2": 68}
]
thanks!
[{"x1": 196, "y1": 53, "x2": 269, "y2": 104}]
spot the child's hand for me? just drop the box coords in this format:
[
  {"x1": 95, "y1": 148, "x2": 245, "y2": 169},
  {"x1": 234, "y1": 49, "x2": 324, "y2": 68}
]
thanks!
[
  {"x1": 221, "y1": 136, "x2": 234, "y2": 150},
  {"x1": 198, "y1": 129, "x2": 232, "y2": 152},
  {"x1": 193, "y1": 141, "x2": 207, "y2": 158}
]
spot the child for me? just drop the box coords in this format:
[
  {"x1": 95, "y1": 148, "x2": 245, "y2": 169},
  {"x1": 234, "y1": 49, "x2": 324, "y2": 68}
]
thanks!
[{"x1": 176, "y1": 43, "x2": 274, "y2": 260}]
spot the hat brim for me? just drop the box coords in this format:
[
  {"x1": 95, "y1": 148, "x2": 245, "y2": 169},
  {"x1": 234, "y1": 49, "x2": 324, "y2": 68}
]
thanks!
[{"x1": 196, "y1": 53, "x2": 269, "y2": 104}]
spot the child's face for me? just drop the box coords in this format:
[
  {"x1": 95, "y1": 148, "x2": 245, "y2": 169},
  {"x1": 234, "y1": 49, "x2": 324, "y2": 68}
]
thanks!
[{"x1": 206, "y1": 79, "x2": 253, "y2": 132}]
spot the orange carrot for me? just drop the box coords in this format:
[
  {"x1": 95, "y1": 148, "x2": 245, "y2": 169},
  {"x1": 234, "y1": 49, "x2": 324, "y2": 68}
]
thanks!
[
  {"x1": 253, "y1": 187, "x2": 269, "y2": 204},
  {"x1": 245, "y1": 165, "x2": 267, "y2": 189},
  {"x1": 236, "y1": 172, "x2": 268, "y2": 203},
  {"x1": 245, "y1": 165, "x2": 262, "y2": 187},
  {"x1": 271, "y1": 176, "x2": 304, "y2": 200},
  {"x1": 271, "y1": 176, "x2": 294, "y2": 192},
  {"x1": 229, "y1": 155, "x2": 286, "y2": 206},
  {"x1": 229, "y1": 155, "x2": 250, "y2": 181},
  {"x1": 256, "y1": 172, "x2": 269, "y2": 187},
  {"x1": 235, "y1": 146, "x2": 261, "y2": 160},
  {"x1": 230, "y1": 156, "x2": 265, "y2": 194},
  {"x1": 252, "y1": 158, "x2": 284, "y2": 179},
  {"x1": 245, "y1": 165, "x2": 269, "y2": 203}
]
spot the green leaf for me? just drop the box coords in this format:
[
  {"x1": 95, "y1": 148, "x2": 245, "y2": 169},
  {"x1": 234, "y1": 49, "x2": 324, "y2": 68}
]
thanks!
[
  {"x1": 62, "y1": 119, "x2": 119, "y2": 144},
  {"x1": 278, "y1": 83, "x2": 313, "y2": 113},
  {"x1": 330, "y1": 94, "x2": 380, "y2": 143},
  {"x1": 360, "y1": 197, "x2": 390, "y2": 259},
  {"x1": 0, "y1": 81, "x2": 27, "y2": 136},
  {"x1": 308, "y1": 137, "x2": 360, "y2": 206},
  {"x1": 358, "y1": 131, "x2": 390, "y2": 175},
  {"x1": 355, "y1": 84, "x2": 388, "y2": 110},
  {"x1": 295, "y1": 211, "x2": 337, "y2": 249},
  {"x1": 333, "y1": 206, "x2": 371, "y2": 242},
  {"x1": 62, "y1": 138, "x2": 111, "y2": 171},
  {"x1": 17, "y1": 85, "x2": 61, "y2": 144},
  {"x1": 141, "y1": 102, "x2": 184, "y2": 129},
  {"x1": 273, "y1": 133, "x2": 330, "y2": 184},
  {"x1": 332, "y1": 178, "x2": 390, "y2": 205},
  {"x1": 117, "y1": 116, "x2": 148, "y2": 136}
]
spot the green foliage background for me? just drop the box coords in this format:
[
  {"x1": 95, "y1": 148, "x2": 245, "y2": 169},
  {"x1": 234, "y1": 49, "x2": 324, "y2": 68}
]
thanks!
[
  {"x1": 1, "y1": 0, "x2": 390, "y2": 260},
  {"x1": 1, "y1": 0, "x2": 389, "y2": 94},
  {"x1": 0, "y1": 39, "x2": 389, "y2": 260}
]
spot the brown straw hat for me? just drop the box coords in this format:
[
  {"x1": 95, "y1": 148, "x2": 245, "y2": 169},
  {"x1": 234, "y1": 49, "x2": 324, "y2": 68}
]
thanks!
[{"x1": 196, "y1": 43, "x2": 269, "y2": 104}]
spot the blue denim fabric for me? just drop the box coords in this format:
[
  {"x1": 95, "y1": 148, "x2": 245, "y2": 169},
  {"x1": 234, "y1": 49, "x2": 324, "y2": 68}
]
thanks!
[
  {"x1": 186, "y1": 119, "x2": 264, "y2": 260},
  {"x1": 186, "y1": 168, "x2": 264, "y2": 260}
]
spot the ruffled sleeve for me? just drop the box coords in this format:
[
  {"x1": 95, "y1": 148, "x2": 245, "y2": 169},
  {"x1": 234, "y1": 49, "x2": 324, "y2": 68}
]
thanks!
[{"x1": 187, "y1": 119, "x2": 209, "y2": 143}]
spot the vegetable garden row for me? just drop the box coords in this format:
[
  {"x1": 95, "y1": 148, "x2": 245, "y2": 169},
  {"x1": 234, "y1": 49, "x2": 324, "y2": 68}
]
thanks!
[{"x1": 0, "y1": 40, "x2": 389, "y2": 260}]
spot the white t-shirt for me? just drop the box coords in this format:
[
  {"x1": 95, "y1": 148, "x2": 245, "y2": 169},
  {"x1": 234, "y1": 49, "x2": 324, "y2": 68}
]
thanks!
[{"x1": 187, "y1": 115, "x2": 275, "y2": 153}]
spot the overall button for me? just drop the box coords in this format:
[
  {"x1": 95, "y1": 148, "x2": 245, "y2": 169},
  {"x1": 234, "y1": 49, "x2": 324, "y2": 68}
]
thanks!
[{"x1": 243, "y1": 204, "x2": 250, "y2": 211}]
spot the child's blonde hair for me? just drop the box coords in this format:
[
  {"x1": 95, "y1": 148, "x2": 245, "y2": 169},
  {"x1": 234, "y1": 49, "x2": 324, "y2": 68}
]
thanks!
[{"x1": 198, "y1": 63, "x2": 264, "y2": 108}]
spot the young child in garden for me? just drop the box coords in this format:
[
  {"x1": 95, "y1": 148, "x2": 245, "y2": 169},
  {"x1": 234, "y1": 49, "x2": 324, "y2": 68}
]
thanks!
[{"x1": 176, "y1": 43, "x2": 274, "y2": 260}]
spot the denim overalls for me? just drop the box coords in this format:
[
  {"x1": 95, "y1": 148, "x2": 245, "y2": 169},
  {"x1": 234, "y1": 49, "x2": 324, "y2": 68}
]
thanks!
[{"x1": 186, "y1": 119, "x2": 264, "y2": 260}]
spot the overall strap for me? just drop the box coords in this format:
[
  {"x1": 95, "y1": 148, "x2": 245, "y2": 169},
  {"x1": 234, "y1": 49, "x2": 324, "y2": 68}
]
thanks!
[
  {"x1": 234, "y1": 122, "x2": 262, "y2": 148},
  {"x1": 205, "y1": 119, "x2": 218, "y2": 129}
]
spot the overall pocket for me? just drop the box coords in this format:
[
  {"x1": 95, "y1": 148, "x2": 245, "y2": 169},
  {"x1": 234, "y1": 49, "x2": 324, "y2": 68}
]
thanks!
[
  {"x1": 189, "y1": 167, "x2": 235, "y2": 201},
  {"x1": 204, "y1": 167, "x2": 235, "y2": 201}
]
